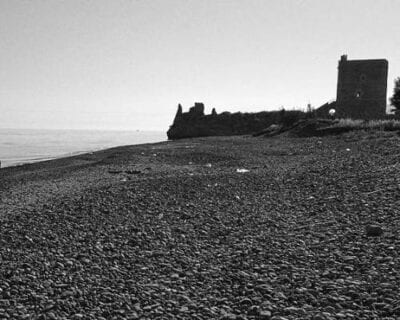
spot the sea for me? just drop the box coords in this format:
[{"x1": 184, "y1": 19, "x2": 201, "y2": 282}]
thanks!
[{"x1": 0, "y1": 128, "x2": 166, "y2": 168}]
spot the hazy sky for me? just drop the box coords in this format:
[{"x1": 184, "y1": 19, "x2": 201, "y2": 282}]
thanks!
[{"x1": 1, "y1": 0, "x2": 399, "y2": 130}]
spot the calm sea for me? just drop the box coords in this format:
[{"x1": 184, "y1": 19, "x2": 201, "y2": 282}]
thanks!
[{"x1": 0, "y1": 128, "x2": 166, "y2": 168}]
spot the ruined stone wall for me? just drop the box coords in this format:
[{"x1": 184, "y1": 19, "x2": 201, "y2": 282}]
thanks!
[
  {"x1": 335, "y1": 55, "x2": 388, "y2": 119},
  {"x1": 167, "y1": 103, "x2": 305, "y2": 140}
]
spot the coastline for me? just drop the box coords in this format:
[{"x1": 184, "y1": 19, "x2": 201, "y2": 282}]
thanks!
[
  {"x1": 1, "y1": 133, "x2": 400, "y2": 319},
  {"x1": 0, "y1": 129, "x2": 166, "y2": 168},
  {"x1": 1, "y1": 152, "x2": 84, "y2": 168}
]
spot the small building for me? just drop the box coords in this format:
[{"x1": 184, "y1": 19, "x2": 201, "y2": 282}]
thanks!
[{"x1": 335, "y1": 55, "x2": 388, "y2": 119}]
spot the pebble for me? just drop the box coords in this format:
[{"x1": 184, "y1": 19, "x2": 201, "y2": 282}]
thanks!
[
  {"x1": 365, "y1": 225, "x2": 384, "y2": 237},
  {"x1": 259, "y1": 310, "x2": 272, "y2": 319}
]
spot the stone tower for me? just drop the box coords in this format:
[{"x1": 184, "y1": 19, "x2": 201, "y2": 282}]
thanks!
[{"x1": 335, "y1": 55, "x2": 388, "y2": 119}]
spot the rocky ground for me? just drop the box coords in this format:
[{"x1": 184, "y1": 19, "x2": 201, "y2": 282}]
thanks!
[{"x1": 0, "y1": 131, "x2": 400, "y2": 320}]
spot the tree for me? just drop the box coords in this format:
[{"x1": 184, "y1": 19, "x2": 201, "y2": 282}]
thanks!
[
  {"x1": 390, "y1": 77, "x2": 400, "y2": 114},
  {"x1": 306, "y1": 103, "x2": 316, "y2": 119}
]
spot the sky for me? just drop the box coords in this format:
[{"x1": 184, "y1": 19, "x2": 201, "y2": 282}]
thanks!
[{"x1": 1, "y1": 0, "x2": 399, "y2": 131}]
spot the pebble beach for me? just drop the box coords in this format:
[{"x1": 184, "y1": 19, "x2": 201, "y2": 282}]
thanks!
[{"x1": 1, "y1": 133, "x2": 400, "y2": 320}]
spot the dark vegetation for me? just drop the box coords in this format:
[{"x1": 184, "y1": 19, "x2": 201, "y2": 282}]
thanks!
[{"x1": 390, "y1": 77, "x2": 400, "y2": 115}]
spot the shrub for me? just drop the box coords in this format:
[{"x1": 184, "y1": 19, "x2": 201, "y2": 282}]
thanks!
[{"x1": 390, "y1": 77, "x2": 400, "y2": 114}]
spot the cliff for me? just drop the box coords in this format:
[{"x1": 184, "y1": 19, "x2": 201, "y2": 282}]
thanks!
[{"x1": 167, "y1": 103, "x2": 306, "y2": 140}]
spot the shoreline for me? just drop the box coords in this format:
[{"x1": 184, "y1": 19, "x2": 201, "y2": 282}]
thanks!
[
  {"x1": 1, "y1": 146, "x2": 125, "y2": 169},
  {"x1": 1, "y1": 133, "x2": 400, "y2": 319},
  {"x1": 0, "y1": 128, "x2": 166, "y2": 168},
  {"x1": 1, "y1": 153, "x2": 83, "y2": 169},
  {"x1": 0, "y1": 138, "x2": 170, "y2": 170}
]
